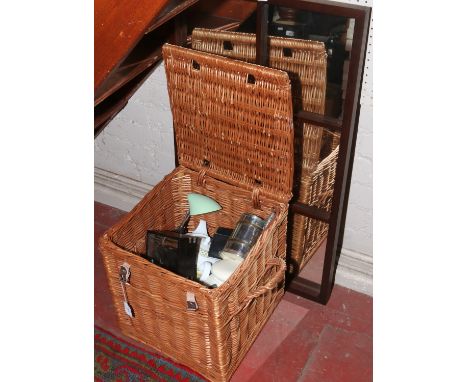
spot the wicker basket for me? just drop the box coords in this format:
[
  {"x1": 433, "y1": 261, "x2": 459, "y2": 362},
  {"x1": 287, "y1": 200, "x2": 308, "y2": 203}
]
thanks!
[
  {"x1": 99, "y1": 44, "x2": 294, "y2": 382},
  {"x1": 191, "y1": 28, "x2": 339, "y2": 273},
  {"x1": 293, "y1": 145, "x2": 339, "y2": 271}
]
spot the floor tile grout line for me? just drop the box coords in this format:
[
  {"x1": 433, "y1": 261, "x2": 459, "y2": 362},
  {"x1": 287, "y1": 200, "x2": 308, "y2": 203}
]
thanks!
[
  {"x1": 237, "y1": 309, "x2": 312, "y2": 382},
  {"x1": 283, "y1": 294, "x2": 372, "y2": 329},
  {"x1": 296, "y1": 324, "x2": 332, "y2": 382}
]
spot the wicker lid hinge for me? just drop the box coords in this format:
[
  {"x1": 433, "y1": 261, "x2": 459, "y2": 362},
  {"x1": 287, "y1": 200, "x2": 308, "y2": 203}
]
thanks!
[
  {"x1": 197, "y1": 168, "x2": 207, "y2": 187},
  {"x1": 252, "y1": 186, "x2": 261, "y2": 209}
]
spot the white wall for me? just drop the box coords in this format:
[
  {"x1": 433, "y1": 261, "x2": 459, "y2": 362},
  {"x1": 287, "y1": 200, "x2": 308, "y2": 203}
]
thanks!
[
  {"x1": 95, "y1": 64, "x2": 175, "y2": 187},
  {"x1": 342, "y1": 104, "x2": 372, "y2": 256}
]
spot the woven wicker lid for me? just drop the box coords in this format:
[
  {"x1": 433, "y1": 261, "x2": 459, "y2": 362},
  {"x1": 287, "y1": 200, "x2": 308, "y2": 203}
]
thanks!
[{"x1": 162, "y1": 44, "x2": 294, "y2": 203}]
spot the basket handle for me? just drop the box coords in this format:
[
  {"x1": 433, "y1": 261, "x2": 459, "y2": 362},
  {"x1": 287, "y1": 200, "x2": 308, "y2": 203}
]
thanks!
[
  {"x1": 225, "y1": 257, "x2": 285, "y2": 360},
  {"x1": 233, "y1": 257, "x2": 286, "y2": 316},
  {"x1": 223, "y1": 40, "x2": 234, "y2": 51}
]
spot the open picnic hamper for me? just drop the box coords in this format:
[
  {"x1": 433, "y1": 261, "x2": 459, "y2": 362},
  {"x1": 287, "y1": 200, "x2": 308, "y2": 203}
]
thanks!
[
  {"x1": 99, "y1": 44, "x2": 295, "y2": 382},
  {"x1": 191, "y1": 28, "x2": 340, "y2": 274}
]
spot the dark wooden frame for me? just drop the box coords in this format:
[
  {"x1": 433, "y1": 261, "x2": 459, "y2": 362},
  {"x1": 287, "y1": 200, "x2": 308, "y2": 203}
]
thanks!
[{"x1": 255, "y1": 0, "x2": 371, "y2": 304}]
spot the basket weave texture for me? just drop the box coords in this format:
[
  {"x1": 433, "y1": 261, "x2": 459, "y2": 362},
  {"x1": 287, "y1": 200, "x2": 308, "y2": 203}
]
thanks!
[
  {"x1": 99, "y1": 44, "x2": 294, "y2": 382},
  {"x1": 191, "y1": 28, "x2": 339, "y2": 273},
  {"x1": 297, "y1": 145, "x2": 339, "y2": 268}
]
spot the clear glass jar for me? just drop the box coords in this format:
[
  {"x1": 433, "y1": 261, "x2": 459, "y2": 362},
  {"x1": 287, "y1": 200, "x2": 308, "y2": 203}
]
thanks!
[{"x1": 220, "y1": 213, "x2": 266, "y2": 262}]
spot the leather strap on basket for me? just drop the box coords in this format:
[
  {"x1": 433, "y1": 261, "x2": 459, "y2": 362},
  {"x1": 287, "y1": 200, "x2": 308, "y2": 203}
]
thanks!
[{"x1": 119, "y1": 263, "x2": 134, "y2": 318}]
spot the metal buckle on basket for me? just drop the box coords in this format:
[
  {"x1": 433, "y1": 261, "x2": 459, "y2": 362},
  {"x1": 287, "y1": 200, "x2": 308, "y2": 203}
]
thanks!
[
  {"x1": 186, "y1": 292, "x2": 198, "y2": 311},
  {"x1": 119, "y1": 264, "x2": 131, "y2": 283},
  {"x1": 119, "y1": 263, "x2": 134, "y2": 317}
]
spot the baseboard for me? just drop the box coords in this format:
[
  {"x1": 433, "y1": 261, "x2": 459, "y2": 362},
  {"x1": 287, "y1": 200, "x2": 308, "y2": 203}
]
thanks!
[
  {"x1": 94, "y1": 167, "x2": 373, "y2": 296},
  {"x1": 335, "y1": 248, "x2": 373, "y2": 296},
  {"x1": 94, "y1": 167, "x2": 153, "y2": 212}
]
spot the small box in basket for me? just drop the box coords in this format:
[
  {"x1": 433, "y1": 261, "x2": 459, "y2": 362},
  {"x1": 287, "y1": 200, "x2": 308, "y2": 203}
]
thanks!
[{"x1": 99, "y1": 44, "x2": 294, "y2": 382}]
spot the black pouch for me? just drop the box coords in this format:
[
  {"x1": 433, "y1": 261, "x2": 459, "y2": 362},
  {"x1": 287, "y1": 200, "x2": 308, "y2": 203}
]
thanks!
[
  {"x1": 146, "y1": 230, "x2": 200, "y2": 280},
  {"x1": 208, "y1": 227, "x2": 233, "y2": 259}
]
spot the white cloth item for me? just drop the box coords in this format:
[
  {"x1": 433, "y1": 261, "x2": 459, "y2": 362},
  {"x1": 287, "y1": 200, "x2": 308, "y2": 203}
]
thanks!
[
  {"x1": 197, "y1": 255, "x2": 220, "y2": 282},
  {"x1": 191, "y1": 219, "x2": 208, "y2": 236},
  {"x1": 187, "y1": 220, "x2": 211, "y2": 251},
  {"x1": 199, "y1": 261, "x2": 212, "y2": 282}
]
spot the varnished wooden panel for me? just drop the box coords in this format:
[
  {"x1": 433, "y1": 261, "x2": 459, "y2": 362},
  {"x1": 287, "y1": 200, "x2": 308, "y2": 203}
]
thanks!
[{"x1": 94, "y1": 0, "x2": 169, "y2": 90}]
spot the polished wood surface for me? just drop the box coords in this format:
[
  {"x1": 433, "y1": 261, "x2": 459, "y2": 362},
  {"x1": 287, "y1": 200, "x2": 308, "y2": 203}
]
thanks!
[
  {"x1": 95, "y1": 0, "x2": 169, "y2": 91},
  {"x1": 296, "y1": 110, "x2": 342, "y2": 133},
  {"x1": 255, "y1": 2, "x2": 269, "y2": 66},
  {"x1": 320, "y1": 7, "x2": 370, "y2": 303},
  {"x1": 94, "y1": 1, "x2": 188, "y2": 136}
]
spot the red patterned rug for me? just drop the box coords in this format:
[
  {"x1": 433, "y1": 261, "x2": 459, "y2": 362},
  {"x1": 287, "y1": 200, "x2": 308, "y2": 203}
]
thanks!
[{"x1": 94, "y1": 326, "x2": 207, "y2": 382}]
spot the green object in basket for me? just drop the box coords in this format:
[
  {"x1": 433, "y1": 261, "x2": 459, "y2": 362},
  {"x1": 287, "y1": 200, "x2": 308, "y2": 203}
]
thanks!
[{"x1": 188, "y1": 193, "x2": 222, "y2": 216}]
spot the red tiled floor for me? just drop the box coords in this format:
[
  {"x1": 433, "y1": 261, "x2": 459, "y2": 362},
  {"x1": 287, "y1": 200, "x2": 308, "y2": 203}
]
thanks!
[
  {"x1": 94, "y1": 201, "x2": 373, "y2": 381},
  {"x1": 298, "y1": 325, "x2": 372, "y2": 382},
  {"x1": 231, "y1": 299, "x2": 311, "y2": 382},
  {"x1": 297, "y1": 239, "x2": 327, "y2": 284},
  {"x1": 94, "y1": 201, "x2": 127, "y2": 228}
]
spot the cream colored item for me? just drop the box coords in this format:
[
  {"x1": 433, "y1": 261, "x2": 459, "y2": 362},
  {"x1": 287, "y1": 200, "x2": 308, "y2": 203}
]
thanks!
[{"x1": 211, "y1": 259, "x2": 242, "y2": 284}]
